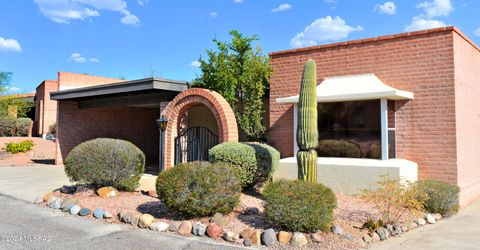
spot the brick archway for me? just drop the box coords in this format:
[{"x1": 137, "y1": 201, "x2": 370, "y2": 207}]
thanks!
[{"x1": 161, "y1": 88, "x2": 238, "y2": 169}]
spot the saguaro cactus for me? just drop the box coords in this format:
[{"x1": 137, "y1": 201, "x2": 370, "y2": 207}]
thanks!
[{"x1": 297, "y1": 59, "x2": 318, "y2": 182}]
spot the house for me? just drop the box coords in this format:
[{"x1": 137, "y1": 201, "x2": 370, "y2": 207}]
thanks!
[{"x1": 268, "y1": 26, "x2": 480, "y2": 207}]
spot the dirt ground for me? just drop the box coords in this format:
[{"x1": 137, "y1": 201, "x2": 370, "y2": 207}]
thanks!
[{"x1": 0, "y1": 137, "x2": 56, "y2": 166}]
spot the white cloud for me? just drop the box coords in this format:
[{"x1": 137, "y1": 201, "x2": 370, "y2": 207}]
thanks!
[
  {"x1": 405, "y1": 17, "x2": 447, "y2": 31},
  {"x1": 324, "y1": 0, "x2": 337, "y2": 4},
  {"x1": 190, "y1": 60, "x2": 201, "y2": 68},
  {"x1": 417, "y1": 0, "x2": 453, "y2": 18},
  {"x1": 233, "y1": 0, "x2": 243, "y2": 3},
  {"x1": 68, "y1": 53, "x2": 98, "y2": 63},
  {"x1": 475, "y1": 27, "x2": 480, "y2": 37},
  {"x1": 209, "y1": 11, "x2": 218, "y2": 18},
  {"x1": 271, "y1": 3, "x2": 292, "y2": 12},
  {"x1": 290, "y1": 16, "x2": 363, "y2": 48},
  {"x1": 0, "y1": 37, "x2": 22, "y2": 52},
  {"x1": 374, "y1": 2, "x2": 396, "y2": 15},
  {"x1": 6, "y1": 86, "x2": 22, "y2": 93},
  {"x1": 137, "y1": 0, "x2": 148, "y2": 6},
  {"x1": 34, "y1": 0, "x2": 139, "y2": 26}
]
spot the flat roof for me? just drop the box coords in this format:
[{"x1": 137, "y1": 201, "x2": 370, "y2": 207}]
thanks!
[{"x1": 50, "y1": 77, "x2": 188, "y2": 100}]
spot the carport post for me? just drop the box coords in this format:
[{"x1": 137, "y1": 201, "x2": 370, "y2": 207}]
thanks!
[{"x1": 157, "y1": 117, "x2": 168, "y2": 172}]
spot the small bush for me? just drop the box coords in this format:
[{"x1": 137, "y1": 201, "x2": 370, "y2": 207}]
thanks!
[
  {"x1": 263, "y1": 179, "x2": 337, "y2": 232},
  {"x1": 317, "y1": 139, "x2": 362, "y2": 158},
  {"x1": 15, "y1": 118, "x2": 33, "y2": 136},
  {"x1": 244, "y1": 142, "x2": 280, "y2": 188},
  {"x1": 416, "y1": 179, "x2": 460, "y2": 216},
  {"x1": 368, "y1": 143, "x2": 381, "y2": 159},
  {"x1": 64, "y1": 138, "x2": 145, "y2": 191},
  {"x1": 48, "y1": 122, "x2": 56, "y2": 135},
  {"x1": 5, "y1": 140, "x2": 34, "y2": 153},
  {"x1": 0, "y1": 117, "x2": 15, "y2": 136},
  {"x1": 156, "y1": 161, "x2": 241, "y2": 217}
]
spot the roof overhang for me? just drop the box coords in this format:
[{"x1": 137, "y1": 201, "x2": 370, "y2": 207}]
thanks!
[{"x1": 276, "y1": 73, "x2": 414, "y2": 103}]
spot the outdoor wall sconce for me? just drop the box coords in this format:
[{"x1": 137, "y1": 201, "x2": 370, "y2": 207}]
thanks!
[{"x1": 156, "y1": 116, "x2": 168, "y2": 172}]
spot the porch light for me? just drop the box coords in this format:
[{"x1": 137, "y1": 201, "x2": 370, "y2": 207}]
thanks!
[
  {"x1": 156, "y1": 117, "x2": 168, "y2": 131},
  {"x1": 156, "y1": 116, "x2": 168, "y2": 173}
]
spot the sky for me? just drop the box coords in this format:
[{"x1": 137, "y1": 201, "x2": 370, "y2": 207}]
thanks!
[{"x1": 0, "y1": 0, "x2": 479, "y2": 94}]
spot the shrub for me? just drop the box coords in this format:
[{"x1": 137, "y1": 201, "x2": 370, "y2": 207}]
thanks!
[
  {"x1": 317, "y1": 139, "x2": 362, "y2": 158},
  {"x1": 416, "y1": 179, "x2": 460, "y2": 216},
  {"x1": 263, "y1": 179, "x2": 337, "y2": 232},
  {"x1": 244, "y1": 142, "x2": 280, "y2": 188},
  {"x1": 156, "y1": 161, "x2": 241, "y2": 217},
  {"x1": 15, "y1": 118, "x2": 33, "y2": 136},
  {"x1": 48, "y1": 122, "x2": 56, "y2": 135},
  {"x1": 368, "y1": 143, "x2": 381, "y2": 159},
  {"x1": 0, "y1": 117, "x2": 15, "y2": 136},
  {"x1": 64, "y1": 138, "x2": 145, "y2": 191},
  {"x1": 5, "y1": 140, "x2": 34, "y2": 153}
]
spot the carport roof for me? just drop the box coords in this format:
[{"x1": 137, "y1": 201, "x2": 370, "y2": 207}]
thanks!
[{"x1": 50, "y1": 78, "x2": 188, "y2": 100}]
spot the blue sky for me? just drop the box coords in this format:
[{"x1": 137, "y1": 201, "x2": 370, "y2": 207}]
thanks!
[{"x1": 0, "y1": 0, "x2": 479, "y2": 93}]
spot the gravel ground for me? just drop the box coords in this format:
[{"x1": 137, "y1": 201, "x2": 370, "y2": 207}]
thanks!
[{"x1": 0, "y1": 137, "x2": 56, "y2": 166}]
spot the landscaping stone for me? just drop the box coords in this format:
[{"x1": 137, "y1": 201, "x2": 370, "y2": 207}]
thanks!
[
  {"x1": 192, "y1": 222, "x2": 207, "y2": 236},
  {"x1": 291, "y1": 232, "x2": 308, "y2": 247},
  {"x1": 43, "y1": 192, "x2": 53, "y2": 202},
  {"x1": 243, "y1": 239, "x2": 252, "y2": 247},
  {"x1": 370, "y1": 232, "x2": 381, "y2": 242},
  {"x1": 426, "y1": 214, "x2": 436, "y2": 224},
  {"x1": 62, "y1": 204, "x2": 76, "y2": 213},
  {"x1": 223, "y1": 231, "x2": 236, "y2": 242},
  {"x1": 417, "y1": 218, "x2": 427, "y2": 226},
  {"x1": 177, "y1": 221, "x2": 193, "y2": 236},
  {"x1": 261, "y1": 228, "x2": 277, "y2": 246},
  {"x1": 250, "y1": 230, "x2": 262, "y2": 245},
  {"x1": 46, "y1": 196, "x2": 58, "y2": 208},
  {"x1": 386, "y1": 224, "x2": 394, "y2": 234},
  {"x1": 60, "y1": 199, "x2": 77, "y2": 212},
  {"x1": 278, "y1": 231, "x2": 293, "y2": 244},
  {"x1": 69, "y1": 205, "x2": 81, "y2": 215},
  {"x1": 130, "y1": 214, "x2": 141, "y2": 227},
  {"x1": 434, "y1": 213, "x2": 443, "y2": 220},
  {"x1": 331, "y1": 225, "x2": 343, "y2": 235},
  {"x1": 96, "y1": 186, "x2": 118, "y2": 198},
  {"x1": 375, "y1": 227, "x2": 389, "y2": 241},
  {"x1": 168, "y1": 221, "x2": 180, "y2": 232},
  {"x1": 59, "y1": 185, "x2": 77, "y2": 194},
  {"x1": 52, "y1": 198, "x2": 63, "y2": 209},
  {"x1": 74, "y1": 186, "x2": 93, "y2": 196},
  {"x1": 120, "y1": 212, "x2": 133, "y2": 224},
  {"x1": 343, "y1": 233, "x2": 353, "y2": 241},
  {"x1": 138, "y1": 214, "x2": 155, "y2": 228},
  {"x1": 149, "y1": 222, "x2": 169, "y2": 232},
  {"x1": 78, "y1": 208, "x2": 91, "y2": 216},
  {"x1": 240, "y1": 228, "x2": 255, "y2": 239},
  {"x1": 210, "y1": 212, "x2": 225, "y2": 227},
  {"x1": 93, "y1": 208, "x2": 105, "y2": 219},
  {"x1": 206, "y1": 223, "x2": 223, "y2": 239},
  {"x1": 147, "y1": 190, "x2": 157, "y2": 197},
  {"x1": 363, "y1": 234, "x2": 373, "y2": 243},
  {"x1": 393, "y1": 225, "x2": 403, "y2": 235},
  {"x1": 244, "y1": 207, "x2": 260, "y2": 215},
  {"x1": 33, "y1": 197, "x2": 43, "y2": 204},
  {"x1": 103, "y1": 211, "x2": 112, "y2": 219},
  {"x1": 410, "y1": 222, "x2": 418, "y2": 229}
]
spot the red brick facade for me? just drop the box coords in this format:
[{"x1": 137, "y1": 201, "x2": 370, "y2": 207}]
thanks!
[{"x1": 269, "y1": 27, "x2": 480, "y2": 206}]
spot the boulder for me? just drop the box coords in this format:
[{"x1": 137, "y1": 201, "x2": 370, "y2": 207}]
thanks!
[
  {"x1": 178, "y1": 221, "x2": 193, "y2": 236},
  {"x1": 78, "y1": 208, "x2": 91, "y2": 216},
  {"x1": 223, "y1": 231, "x2": 237, "y2": 242},
  {"x1": 192, "y1": 222, "x2": 207, "y2": 236},
  {"x1": 93, "y1": 208, "x2": 105, "y2": 219},
  {"x1": 426, "y1": 214, "x2": 436, "y2": 224},
  {"x1": 69, "y1": 205, "x2": 81, "y2": 215},
  {"x1": 291, "y1": 232, "x2": 308, "y2": 247},
  {"x1": 210, "y1": 212, "x2": 225, "y2": 227},
  {"x1": 261, "y1": 228, "x2": 277, "y2": 246},
  {"x1": 138, "y1": 214, "x2": 155, "y2": 228},
  {"x1": 331, "y1": 225, "x2": 343, "y2": 235},
  {"x1": 96, "y1": 187, "x2": 119, "y2": 198},
  {"x1": 149, "y1": 222, "x2": 170, "y2": 232},
  {"x1": 278, "y1": 231, "x2": 293, "y2": 244},
  {"x1": 206, "y1": 223, "x2": 223, "y2": 239}
]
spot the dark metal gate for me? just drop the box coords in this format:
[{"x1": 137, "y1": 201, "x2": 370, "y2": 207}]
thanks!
[{"x1": 174, "y1": 126, "x2": 219, "y2": 165}]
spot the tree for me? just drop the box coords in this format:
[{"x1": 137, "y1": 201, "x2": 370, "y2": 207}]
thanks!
[
  {"x1": 0, "y1": 71, "x2": 33, "y2": 118},
  {"x1": 0, "y1": 72, "x2": 12, "y2": 93},
  {"x1": 192, "y1": 30, "x2": 271, "y2": 141}
]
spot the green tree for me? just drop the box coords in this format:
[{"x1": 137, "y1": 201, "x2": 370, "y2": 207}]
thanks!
[
  {"x1": 192, "y1": 30, "x2": 271, "y2": 141},
  {"x1": 0, "y1": 71, "x2": 33, "y2": 118},
  {"x1": 0, "y1": 72, "x2": 12, "y2": 93}
]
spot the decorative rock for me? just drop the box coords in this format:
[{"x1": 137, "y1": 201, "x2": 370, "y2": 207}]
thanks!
[
  {"x1": 223, "y1": 231, "x2": 236, "y2": 242},
  {"x1": 370, "y1": 232, "x2": 381, "y2": 242},
  {"x1": 375, "y1": 227, "x2": 389, "y2": 241},
  {"x1": 43, "y1": 192, "x2": 54, "y2": 202},
  {"x1": 138, "y1": 214, "x2": 155, "y2": 228},
  {"x1": 291, "y1": 232, "x2": 308, "y2": 247},
  {"x1": 59, "y1": 185, "x2": 77, "y2": 194},
  {"x1": 240, "y1": 228, "x2": 255, "y2": 239},
  {"x1": 147, "y1": 190, "x2": 157, "y2": 197},
  {"x1": 78, "y1": 208, "x2": 91, "y2": 216},
  {"x1": 244, "y1": 207, "x2": 260, "y2": 215},
  {"x1": 250, "y1": 230, "x2": 262, "y2": 245},
  {"x1": 243, "y1": 239, "x2": 252, "y2": 246},
  {"x1": 96, "y1": 186, "x2": 119, "y2": 198},
  {"x1": 386, "y1": 224, "x2": 394, "y2": 233},
  {"x1": 93, "y1": 208, "x2": 105, "y2": 219},
  {"x1": 261, "y1": 228, "x2": 277, "y2": 246},
  {"x1": 61, "y1": 199, "x2": 77, "y2": 212},
  {"x1": 393, "y1": 225, "x2": 403, "y2": 235},
  {"x1": 206, "y1": 223, "x2": 223, "y2": 239},
  {"x1": 73, "y1": 186, "x2": 93, "y2": 196},
  {"x1": 210, "y1": 212, "x2": 225, "y2": 227},
  {"x1": 426, "y1": 214, "x2": 436, "y2": 224},
  {"x1": 192, "y1": 222, "x2": 207, "y2": 236},
  {"x1": 149, "y1": 222, "x2": 169, "y2": 232},
  {"x1": 434, "y1": 213, "x2": 443, "y2": 220},
  {"x1": 46, "y1": 196, "x2": 58, "y2": 207},
  {"x1": 178, "y1": 221, "x2": 193, "y2": 236},
  {"x1": 409, "y1": 222, "x2": 418, "y2": 229},
  {"x1": 69, "y1": 205, "x2": 81, "y2": 215},
  {"x1": 363, "y1": 234, "x2": 373, "y2": 243},
  {"x1": 52, "y1": 198, "x2": 63, "y2": 209},
  {"x1": 33, "y1": 197, "x2": 43, "y2": 204},
  {"x1": 278, "y1": 231, "x2": 293, "y2": 244},
  {"x1": 416, "y1": 218, "x2": 427, "y2": 226},
  {"x1": 331, "y1": 225, "x2": 343, "y2": 235},
  {"x1": 103, "y1": 211, "x2": 113, "y2": 219},
  {"x1": 120, "y1": 212, "x2": 133, "y2": 224},
  {"x1": 343, "y1": 233, "x2": 353, "y2": 241},
  {"x1": 169, "y1": 221, "x2": 180, "y2": 232},
  {"x1": 130, "y1": 214, "x2": 141, "y2": 227}
]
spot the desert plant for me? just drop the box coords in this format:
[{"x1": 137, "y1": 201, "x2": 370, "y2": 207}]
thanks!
[
  {"x1": 5, "y1": 140, "x2": 34, "y2": 153},
  {"x1": 0, "y1": 117, "x2": 15, "y2": 136},
  {"x1": 263, "y1": 179, "x2": 337, "y2": 232},
  {"x1": 156, "y1": 161, "x2": 241, "y2": 217},
  {"x1": 362, "y1": 177, "x2": 426, "y2": 224},
  {"x1": 15, "y1": 118, "x2": 33, "y2": 136},
  {"x1": 64, "y1": 138, "x2": 145, "y2": 191},
  {"x1": 416, "y1": 179, "x2": 460, "y2": 216},
  {"x1": 297, "y1": 59, "x2": 319, "y2": 182},
  {"x1": 317, "y1": 139, "x2": 363, "y2": 158}
]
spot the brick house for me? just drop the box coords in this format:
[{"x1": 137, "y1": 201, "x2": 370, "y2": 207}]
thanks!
[{"x1": 269, "y1": 26, "x2": 480, "y2": 206}]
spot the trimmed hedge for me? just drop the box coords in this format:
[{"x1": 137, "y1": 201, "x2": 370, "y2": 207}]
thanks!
[
  {"x1": 15, "y1": 118, "x2": 33, "y2": 136},
  {"x1": 317, "y1": 139, "x2": 362, "y2": 158},
  {"x1": 0, "y1": 117, "x2": 15, "y2": 136},
  {"x1": 263, "y1": 179, "x2": 337, "y2": 232},
  {"x1": 5, "y1": 140, "x2": 34, "y2": 153},
  {"x1": 64, "y1": 138, "x2": 145, "y2": 191},
  {"x1": 156, "y1": 161, "x2": 241, "y2": 217},
  {"x1": 416, "y1": 179, "x2": 460, "y2": 216},
  {"x1": 208, "y1": 142, "x2": 280, "y2": 188}
]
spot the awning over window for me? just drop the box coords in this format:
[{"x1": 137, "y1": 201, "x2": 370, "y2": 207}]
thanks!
[{"x1": 276, "y1": 73, "x2": 414, "y2": 103}]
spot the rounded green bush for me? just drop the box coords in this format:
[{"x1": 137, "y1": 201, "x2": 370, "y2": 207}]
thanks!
[
  {"x1": 263, "y1": 179, "x2": 337, "y2": 232},
  {"x1": 317, "y1": 139, "x2": 362, "y2": 158},
  {"x1": 244, "y1": 142, "x2": 280, "y2": 188},
  {"x1": 64, "y1": 138, "x2": 145, "y2": 191},
  {"x1": 156, "y1": 161, "x2": 241, "y2": 217},
  {"x1": 416, "y1": 179, "x2": 460, "y2": 216}
]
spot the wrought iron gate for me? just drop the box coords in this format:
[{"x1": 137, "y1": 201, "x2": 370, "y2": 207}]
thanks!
[{"x1": 174, "y1": 126, "x2": 219, "y2": 165}]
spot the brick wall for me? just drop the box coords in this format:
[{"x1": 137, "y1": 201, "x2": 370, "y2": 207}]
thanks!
[
  {"x1": 57, "y1": 72, "x2": 122, "y2": 90},
  {"x1": 56, "y1": 101, "x2": 159, "y2": 165},
  {"x1": 453, "y1": 31, "x2": 480, "y2": 206},
  {"x1": 269, "y1": 27, "x2": 457, "y2": 185},
  {"x1": 34, "y1": 80, "x2": 58, "y2": 135}
]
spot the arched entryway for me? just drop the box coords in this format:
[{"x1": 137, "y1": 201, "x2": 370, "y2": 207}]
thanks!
[{"x1": 161, "y1": 88, "x2": 238, "y2": 169}]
